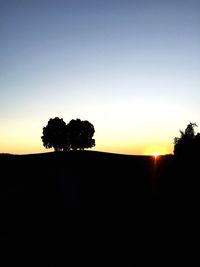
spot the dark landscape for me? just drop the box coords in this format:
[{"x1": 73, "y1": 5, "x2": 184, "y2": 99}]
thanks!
[
  {"x1": 1, "y1": 150, "x2": 200, "y2": 245},
  {"x1": 0, "y1": 151, "x2": 170, "y2": 209},
  {"x1": 1, "y1": 2, "x2": 200, "y2": 262}
]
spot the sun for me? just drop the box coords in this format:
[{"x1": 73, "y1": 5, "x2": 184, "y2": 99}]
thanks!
[
  {"x1": 143, "y1": 145, "x2": 168, "y2": 156},
  {"x1": 152, "y1": 152, "x2": 160, "y2": 159}
]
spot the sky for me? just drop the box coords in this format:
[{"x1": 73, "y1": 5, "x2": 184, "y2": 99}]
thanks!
[{"x1": 0, "y1": 0, "x2": 200, "y2": 155}]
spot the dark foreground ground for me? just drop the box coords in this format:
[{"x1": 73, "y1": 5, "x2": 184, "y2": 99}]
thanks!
[
  {"x1": 0, "y1": 151, "x2": 172, "y2": 208},
  {"x1": 0, "y1": 151, "x2": 199, "y2": 245}
]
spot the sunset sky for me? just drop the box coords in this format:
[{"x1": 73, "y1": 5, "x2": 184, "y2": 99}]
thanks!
[{"x1": 0, "y1": 0, "x2": 200, "y2": 155}]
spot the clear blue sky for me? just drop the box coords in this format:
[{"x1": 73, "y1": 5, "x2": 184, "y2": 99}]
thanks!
[{"x1": 0, "y1": 0, "x2": 200, "y2": 154}]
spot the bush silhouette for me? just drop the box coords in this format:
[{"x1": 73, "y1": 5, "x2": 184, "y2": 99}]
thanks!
[
  {"x1": 41, "y1": 117, "x2": 69, "y2": 152},
  {"x1": 41, "y1": 117, "x2": 95, "y2": 151}
]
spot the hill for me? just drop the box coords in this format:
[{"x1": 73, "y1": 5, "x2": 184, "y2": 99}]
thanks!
[
  {"x1": 0, "y1": 151, "x2": 174, "y2": 210},
  {"x1": 1, "y1": 150, "x2": 200, "y2": 243}
]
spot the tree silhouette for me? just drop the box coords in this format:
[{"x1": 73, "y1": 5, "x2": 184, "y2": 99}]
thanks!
[
  {"x1": 41, "y1": 117, "x2": 95, "y2": 151},
  {"x1": 41, "y1": 117, "x2": 69, "y2": 151},
  {"x1": 67, "y1": 119, "x2": 95, "y2": 150},
  {"x1": 173, "y1": 122, "x2": 200, "y2": 199},
  {"x1": 174, "y1": 122, "x2": 199, "y2": 157}
]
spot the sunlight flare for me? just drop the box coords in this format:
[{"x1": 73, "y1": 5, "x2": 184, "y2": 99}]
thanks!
[
  {"x1": 152, "y1": 152, "x2": 159, "y2": 159},
  {"x1": 143, "y1": 145, "x2": 168, "y2": 156}
]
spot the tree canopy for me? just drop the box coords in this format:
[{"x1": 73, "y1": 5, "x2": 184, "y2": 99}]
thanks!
[
  {"x1": 41, "y1": 117, "x2": 69, "y2": 152},
  {"x1": 41, "y1": 117, "x2": 95, "y2": 151},
  {"x1": 67, "y1": 119, "x2": 95, "y2": 150},
  {"x1": 174, "y1": 122, "x2": 200, "y2": 157}
]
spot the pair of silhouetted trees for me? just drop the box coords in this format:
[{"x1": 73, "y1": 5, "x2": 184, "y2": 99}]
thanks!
[
  {"x1": 174, "y1": 122, "x2": 200, "y2": 158},
  {"x1": 42, "y1": 118, "x2": 199, "y2": 155},
  {"x1": 41, "y1": 117, "x2": 95, "y2": 152}
]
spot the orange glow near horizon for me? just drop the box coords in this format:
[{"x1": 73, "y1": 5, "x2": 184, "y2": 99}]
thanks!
[
  {"x1": 0, "y1": 138, "x2": 172, "y2": 156},
  {"x1": 143, "y1": 145, "x2": 169, "y2": 156},
  {"x1": 0, "y1": 122, "x2": 173, "y2": 155},
  {"x1": 152, "y1": 152, "x2": 159, "y2": 159}
]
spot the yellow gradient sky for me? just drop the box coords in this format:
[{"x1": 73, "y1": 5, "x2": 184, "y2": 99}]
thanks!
[{"x1": 0, "y1": 1, "x2": 200, "y2": 155}]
